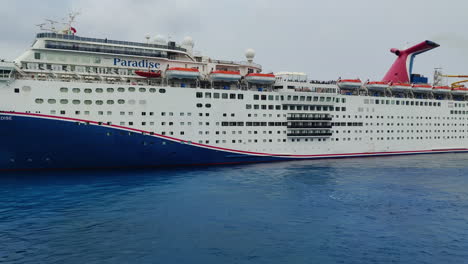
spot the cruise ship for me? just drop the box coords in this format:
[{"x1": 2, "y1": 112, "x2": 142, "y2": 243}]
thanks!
[{"x1": 1, "y1": 16, "x2": 468, "y2": 170}]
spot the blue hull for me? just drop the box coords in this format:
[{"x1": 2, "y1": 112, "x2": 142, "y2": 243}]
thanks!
[
  {"x1": 0, "y1": 114, "x2": 284, "y2": 170},
  {"x1": 2, "y1": 113, "x2": 468, "y2": 171}
]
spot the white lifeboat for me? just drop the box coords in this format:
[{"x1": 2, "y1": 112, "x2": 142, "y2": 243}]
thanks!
[
  {"x1": 365, "y1": 81, "x2": 389, "y2": 92},
  {"x1": 451, "y1": 87, "x2": 468, "y2": 96},
  {"x1": 210, "y1": 71, "x2": 241, "y2": 82},
  {"x1": 337, "y1": 79, "x2": 362, "y2": 90},
  {"x1": 390, "y1": 82, "x2": 412, "y2": 92},
  {"x1": 245, "y1": 73, "x2": 276, "y2": 84},
  {"x1": 166, "y1": 67, "x2": 200, "y2": 79},
  {"x1": 432, "y1": 86, "x2": 451, "y2": 94},
  {"x1": 412, "y1": 84, "x2": 432, "y2": 93}
]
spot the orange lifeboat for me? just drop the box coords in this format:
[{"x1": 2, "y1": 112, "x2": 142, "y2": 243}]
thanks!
[
  {"x1": 210, "y1": 71, "x2": 241, "y2": 82},
  {"x1": 166, "y1": 67, "x2": 200, "y2": 79},
  {"x1": 337, "y1": 79, "x2": 362, "y2": 90},
  {"x1": 390, "y1": 82, "x2": 412, "y2": 92},
  {"x1": 245, "y1": 73, "x2": 276, "y2": 84},
  {"x1": 412, "y1": 84, "x2": 432, "y2": 93},
  {"x1": 135, "y1": 70, "x2": 161, "y2": 78},
  {"x1": 365, "y1": 81, "x2": 389, "y2": 92},
  {"x1": 432, "y1": 86, "x2": 451, "y2": 94},
  {"x1": 451, "y1": 87, "x2": 468, "y2": 96}
]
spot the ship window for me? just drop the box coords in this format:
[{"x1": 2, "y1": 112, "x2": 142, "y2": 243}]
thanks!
[
  {"x1": 261, "y1": 95, "x2": 267, "y2": 100},
  {"x1": 214, "y1": 93, "x2": 220, "y2": 99},
  {"x1": 118, "y1": 87, "x2": 125, "y2": 92},
  {"x1": 72, "y1": 88, "x2": 80, "y2": 93},
  {"x1": 118, "y1": 99, "x2": 125, "y2": 104},
  {"x1": 159, "y1": 89, "x2": 166, "y2": 93},
  {"x1": 107, "y1": 100, "x2": 114, "y2": 105},
  {"x1": 139, "y1": 88, "x2": 146, "y2": 92},
  {"x1": 196, "y1": 92, "x2": 203, "y2": 98},
  {"x1": 196, "y1": 103, "x2": 202, "y2": 108},
  {"x1": 128, "y1": 87, "x2": 136, "y2": 92},
  {"x1": 96, "y1": 88, "x2": 103, "y2": 93},
  {"x1": 60, "y1": 87, "x2": 68, "y2": 93},
  {"x1": 84, "y1": 100, "x2": 92, "y2": 105},
  {"x1": 48, "y1": 99, "x2": 56, "y2": 104},
  {"x1": 96, "y1": 100, "x2": 103, "y2": 105},
  {"x1": 84, "y1": 89, "x2": 92, "y2": 93},
  {"x1": 139, "y1": 100, "x2": 146, "y2": 105},
  {"x1": 149, "y1": 88, "x2": 156, "y2": 93},
  {"x1": 72, "y1": 100, "x2": 80, "y2": 105},
  {"x1": 254, "y1": 95, "x2": 259, "y2": 100},
  {"x1": 107, "y1": 88, "x2": 114, "y2": 93},
  {"x1": 238, "y1": 94, "x2": 244, "y2": 100},
  {"x1": 222, "y1": 93, "x2": 228, "y2": 99},
  {"x1": 98, "y1": 111, "x2": 103, "y2": 115},
  {"x1": 246, "y1": 104, "x2": 252, "y2": 109},
  {"x1": 230, "y1": 94, "x2": 236, "y2": 99},
  {"x1": 205, "y1": 92, "x2": 211, "y2": 98},
  {"x1": 35, "y1": 99, "x2": 44, "y2": 104}
]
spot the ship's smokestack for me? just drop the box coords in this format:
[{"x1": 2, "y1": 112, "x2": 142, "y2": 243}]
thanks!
[{"x1": 382, "y1": 40, "x2": 439, "y2": 83}]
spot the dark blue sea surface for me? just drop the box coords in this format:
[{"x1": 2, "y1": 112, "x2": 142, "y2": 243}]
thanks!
[{"x1": 1, "y1": 154, "x2": 468, "y2": 264}]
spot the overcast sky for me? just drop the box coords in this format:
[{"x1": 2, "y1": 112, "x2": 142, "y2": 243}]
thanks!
[{"x1": 1, "y1": 0, "x2": 467, "y2": 82}]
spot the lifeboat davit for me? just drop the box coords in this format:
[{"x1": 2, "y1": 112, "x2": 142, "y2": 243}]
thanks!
[
  {"x1": 245, "y1": 73, "x2": 276, "y2": 84},
  {"x1": 412, "y1": 84, "x2": 433, "y2": 93},
  {"x1": 365, "y1": 81, "x2": 389, "y2": 92},
  {"x1": 166, "y1": 67, "x2": 200, "y2": 79},
  {"x1": 390, "y1": 82, "x2": 412, "y2": 92},
  {"x1": 337, "y1": 79, "x2": 362, "y2": 90},
  {"x1": 451, "y1": 87, "x2": 468, "y2": 96},
  {"x1": 432, "y1": 86, "x2": 451, "y2": 94},
  {"x1": 135, "y1": 70, "x2": 161, "y2": 78},
  {"x1": 210, "y1": 71, "x2": 241, "y2": 82}
]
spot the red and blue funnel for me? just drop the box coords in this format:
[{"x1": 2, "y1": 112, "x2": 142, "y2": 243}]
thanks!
[{"x1": 382, "y1": 40, "x2": 439, "y2": 83}]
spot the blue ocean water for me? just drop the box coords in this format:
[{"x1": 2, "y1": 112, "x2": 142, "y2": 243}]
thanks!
[{"x1": 1, "y1": 154, "x2": 468, "y2": 264}]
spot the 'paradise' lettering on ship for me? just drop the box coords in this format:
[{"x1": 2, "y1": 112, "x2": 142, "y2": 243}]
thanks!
[{"x1": 113, "y1": 58, "x2": 160, "y2": 69}]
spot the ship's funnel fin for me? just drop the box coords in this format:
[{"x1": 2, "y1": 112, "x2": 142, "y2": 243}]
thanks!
[{"x1": 382, "y1": 40, "x2": 439, "y2": 83}]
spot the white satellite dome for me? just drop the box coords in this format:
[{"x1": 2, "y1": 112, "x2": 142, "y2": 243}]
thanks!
[
  {"x1": 245, "y1": 48, "x2": 256, "y2": 62},
  {"x1": 154, "y1": 35, "x2": 167, "y2": 44},
  {"x1": 182, "y1": 36, "x2": 194, "y2": 48}
]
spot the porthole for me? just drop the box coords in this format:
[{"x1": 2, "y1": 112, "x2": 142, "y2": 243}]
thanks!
[
  {"x1": 107, "y1": 100, "x2": 114, "y2": 105},
  {"x1": 196, "y1": 103, "x2": 202, "y2": 108},
  {"x1": 117, "y1": 87, "x2": 125, "y2": 92},
  {"x1": 159, "y1": 89, "x2": 166, "y2": 93},
  {"x1": 149, "y1": 88, "x2": 156, "y2": 93},
  {"x1": 205, "y1": 104, "x2": 211, "y2": 108},
  {"x1": 47, "y1": 99, "x2": 56, "y2": 104},
  {"x1": 84, "y1": 89, "x2": 92, "y2": 93},
  {"x1": 72, "y1": 100, "x2": 80, "y2": 105},
  {"x1": 128, "y1": 87, "x2": 136, "y2": 92},
  {"x1": 96, "y1": 100, "x2": 103, "y2": 105},
  {"x1": 35, "y1": 98, "x2": 44, "y2": 104},
  {"x1": 129, "y1": 100, "x2": 136, "y2": 105},
  {"x1": 60, "y1": 99, "x2": 68, "y2": 104},
  {"x1": 139, "y1": 88, "x2": 146, "y2": 92},
  {"x1": 22, "y1": 86, "x2": 32, "y2": 92},
  {"x1": 139, "y1": 100, "x2": 146, "y2": 105},
  {"x1": 107, "y1": 88, "x2": 114, "y2": 93},
  {"x1": 118, "y1": 99, "x2": 125, "y2": 104},
  {"x1": 84, "y1": 100, "x2": 92, "y2": 105},
  {"x1": 96, "y1": 88, "x2": 103, "y2": 93},
  {"x1": 60, "y1": 87, "x2": 68, "y2": 93},
  {"x1": 72, "y1": 88, "x2": 80, "y2": 93}
]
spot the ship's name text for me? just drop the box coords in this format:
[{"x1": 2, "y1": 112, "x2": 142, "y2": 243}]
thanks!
[{"x1": 113, "y1": 58, "x2": 160, "y2": 69}]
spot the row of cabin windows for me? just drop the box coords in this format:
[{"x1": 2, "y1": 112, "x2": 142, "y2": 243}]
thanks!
[
  {"x1": 36, "y1": 99, "x2": 145, "y2": 105},
  {"x1": 332, "y1": 135, "x2": 466, "y2": 142},
  {"x1": 196, "y1": 92, "x2": 244, "y2": 100},
  {"x1": 246, "y1": 104, "x2": 341, "y2": 112},
  {"x1": 59, "y1": 87, "x2": 166, "y2": 93},
  {"x1": 364, "y1": 98, "x2": 442, "y2": 107},
  {"x1": 252, "y1": 94, "x2": 341, "y2": 103},
  {"x1": 221, "y1": 122, "x2": 287, "y2": 127}
]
